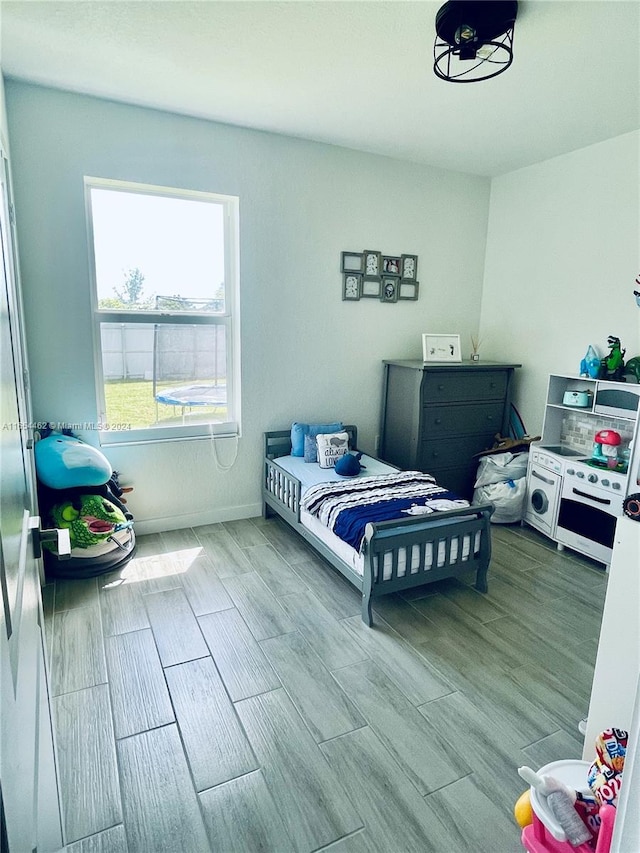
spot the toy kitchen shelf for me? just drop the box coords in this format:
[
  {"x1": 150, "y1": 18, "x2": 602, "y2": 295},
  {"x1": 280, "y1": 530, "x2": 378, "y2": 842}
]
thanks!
[
  {"x1": 524, "y1": 373, "x2": 640, "y2": 568},
  {"x1": 541, "y1": 374, "x2": 640, "y2": 448}
]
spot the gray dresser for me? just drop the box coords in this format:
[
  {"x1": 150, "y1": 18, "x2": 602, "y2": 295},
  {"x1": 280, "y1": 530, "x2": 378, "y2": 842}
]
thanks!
[{"x1": 379, "y1": 360, "x2": 520, "y2": 498}]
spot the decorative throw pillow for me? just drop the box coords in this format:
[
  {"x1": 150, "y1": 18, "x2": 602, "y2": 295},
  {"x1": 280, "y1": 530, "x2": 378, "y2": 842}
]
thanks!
[
  {"x1": 290, "y1": 422, "x2": 343, "y2": 457},
  {"x1": 303, "y1": 434, "x2": 318, "y2": 463},
  {"x1": 316, "y1": 431, "x2": 350, "y2": 469}
]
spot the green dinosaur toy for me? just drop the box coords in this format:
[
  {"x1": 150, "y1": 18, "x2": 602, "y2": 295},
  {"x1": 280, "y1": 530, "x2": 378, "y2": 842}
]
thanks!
[
  {"x1": 600, "y1": 336, "x2": 626, "y2": 381},
  {"x1": 48, "y1": 495, "x2": 130, "y2": 549}
]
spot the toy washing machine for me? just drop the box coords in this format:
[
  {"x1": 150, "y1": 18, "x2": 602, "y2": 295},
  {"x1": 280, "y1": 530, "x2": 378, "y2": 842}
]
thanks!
[{"x1": 524, "y1": 447, "x2": 569, "y2": 539}]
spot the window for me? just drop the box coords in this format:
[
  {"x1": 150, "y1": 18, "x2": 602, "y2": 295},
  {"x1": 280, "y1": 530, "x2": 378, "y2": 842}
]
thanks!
[{"x1": 85, "y1": 178, "x2": 240, "y2": 444}]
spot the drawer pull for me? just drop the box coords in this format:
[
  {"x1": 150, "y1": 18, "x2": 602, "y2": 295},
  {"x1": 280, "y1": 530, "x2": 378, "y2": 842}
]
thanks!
[
  {"x1": 435, "y1": 418, "x2": 442, "y2": 425},
  {"x1": 437, "y1": 384, "x2": 444, "y2": 391}
]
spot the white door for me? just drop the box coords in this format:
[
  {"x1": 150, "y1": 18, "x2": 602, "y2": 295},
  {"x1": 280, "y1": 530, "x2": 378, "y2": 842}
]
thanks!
[{"x1": 0, "y1": 150, "x2": 62, "y2": 850}]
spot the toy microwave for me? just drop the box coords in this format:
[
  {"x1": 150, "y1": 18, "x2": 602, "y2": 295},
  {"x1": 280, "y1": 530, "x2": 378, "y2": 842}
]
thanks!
[{"x1": 594, "y1": 384, "x2": 640, "y2": 419}]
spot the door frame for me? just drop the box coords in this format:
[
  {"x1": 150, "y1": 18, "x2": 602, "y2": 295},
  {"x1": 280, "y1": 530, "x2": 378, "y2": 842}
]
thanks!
[{"x1": 0, "y1": 135, "x2": 63, "y2": 851}]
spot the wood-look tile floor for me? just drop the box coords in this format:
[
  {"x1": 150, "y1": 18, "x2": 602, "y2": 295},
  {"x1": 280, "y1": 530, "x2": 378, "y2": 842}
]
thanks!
[{"x1": 46, "y1": 519, "x2": 608, "y2": 853}]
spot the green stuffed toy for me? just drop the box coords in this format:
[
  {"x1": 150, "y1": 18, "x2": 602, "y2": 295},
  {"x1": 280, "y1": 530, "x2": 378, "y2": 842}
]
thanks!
[{"x1": 48, "y1": 495, "x2": 130, "y2": 549}]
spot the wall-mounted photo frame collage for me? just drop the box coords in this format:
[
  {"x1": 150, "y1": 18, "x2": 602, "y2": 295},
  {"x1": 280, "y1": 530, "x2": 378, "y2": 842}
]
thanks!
[{"x1": 341, "y1": 250, "x2": 419, "y2": 302}]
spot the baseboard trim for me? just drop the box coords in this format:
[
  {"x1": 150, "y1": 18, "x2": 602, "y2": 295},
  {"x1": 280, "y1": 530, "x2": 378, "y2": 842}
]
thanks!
[{"x1": 133, "y1": 503, "x2": 263, "y2": 535}]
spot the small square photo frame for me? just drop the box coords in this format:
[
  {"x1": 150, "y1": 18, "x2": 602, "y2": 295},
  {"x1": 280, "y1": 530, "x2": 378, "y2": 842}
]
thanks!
[
  {"x1": 341, "y1": 251, "x2": 364, "y2": 273},
  {"x1": 422, "y1": 333, "x2": 462, "y2": 363},
  {"x1": 342, "y1": 273, "x2": 361, "y2": 301},
  {"x1": 363, "y1": 250, "x2": 382, "y2": 277},
  {"x1": 401, "y1": 254, "x2": 418, "y2": 280},
  {"x1": 382, "y1": 256, "x2": 401, "y2": 275},
  {"x1": 361, "y1": 276, "x2": 382, "y2": 298},
  {"x1": 398, "y1": 280, "x2": 419, "y2": 301},
  {"x1": 380, "y1": 277, "x2": 399, "y2": 303}
]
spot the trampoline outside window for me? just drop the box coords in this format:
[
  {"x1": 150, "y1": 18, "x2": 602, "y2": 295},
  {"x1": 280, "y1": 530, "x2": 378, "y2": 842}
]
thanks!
[{"x1": 85, "y1": 178, "x2": 240, "y2": 444}]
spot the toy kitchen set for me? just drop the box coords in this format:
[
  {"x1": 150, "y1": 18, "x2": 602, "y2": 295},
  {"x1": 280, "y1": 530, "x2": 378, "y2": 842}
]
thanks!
[{"x1": 524, "y1": 374, "x2": 640, "y2": 567}]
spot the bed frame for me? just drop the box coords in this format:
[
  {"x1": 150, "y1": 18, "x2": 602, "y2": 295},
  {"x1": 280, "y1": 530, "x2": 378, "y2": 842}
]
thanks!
[{"x1": 263, "y1": 426, "x2": 494, "y2": 626}]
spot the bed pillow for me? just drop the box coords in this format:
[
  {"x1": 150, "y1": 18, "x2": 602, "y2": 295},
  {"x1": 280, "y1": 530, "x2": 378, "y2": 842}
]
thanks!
[
  {"x1": 304, "y1": 429, "x2": 347, "y2": 463},
  {"x1": 316, "y1": 431, "x2": 350, "y2": 469},
  {"x1": 303, "y1": 434, "x2": 319, "y2": 463},
  {"x1": 291, "y1": 422, "x2": 343, "y2": 457}
]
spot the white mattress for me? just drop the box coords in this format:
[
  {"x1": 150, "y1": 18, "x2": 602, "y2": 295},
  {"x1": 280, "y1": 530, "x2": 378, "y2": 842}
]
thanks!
[
  {"x1": 273, "y1": 454, "x2": 479, "y2": 582},
  {"x1": 276, "y1": 453, "x2": 396, "y2": 489}
]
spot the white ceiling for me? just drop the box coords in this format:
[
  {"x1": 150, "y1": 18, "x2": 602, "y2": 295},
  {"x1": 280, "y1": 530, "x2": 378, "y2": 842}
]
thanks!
[{"x1": 1, "y1": 0, "x2": 639, "y2": 176}]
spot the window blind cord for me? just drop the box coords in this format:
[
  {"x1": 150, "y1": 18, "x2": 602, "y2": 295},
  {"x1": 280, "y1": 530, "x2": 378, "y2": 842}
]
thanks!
[{"x1": 208, "y1": 425, "x2": 239, "y2": 471}]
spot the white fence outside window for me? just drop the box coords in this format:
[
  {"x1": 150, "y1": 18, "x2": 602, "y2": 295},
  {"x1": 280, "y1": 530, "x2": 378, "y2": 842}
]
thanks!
[{"x1": 101, "y1": 323, "x2": 226, "y2": 383}]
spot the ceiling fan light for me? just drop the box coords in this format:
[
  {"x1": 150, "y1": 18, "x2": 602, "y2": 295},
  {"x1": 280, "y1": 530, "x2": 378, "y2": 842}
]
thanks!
[
  {"x1": 434, "y1": 0, "x2": 518, "y2": 82},
  {"x1": 455, "y1": 24, "x2": 477, "y2": 45},
  {"x1": 455, "y1": 23, "x2": 478, "y2": 59}
]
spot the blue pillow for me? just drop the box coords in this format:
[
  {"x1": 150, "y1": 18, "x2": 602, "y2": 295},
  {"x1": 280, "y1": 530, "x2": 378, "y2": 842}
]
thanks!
[
  {"x1": 291, "y1": 422, "x2": 343, "y2": 457},
  {"x1": 303, "y1": 434, "x2": 318, "y2": 463}
]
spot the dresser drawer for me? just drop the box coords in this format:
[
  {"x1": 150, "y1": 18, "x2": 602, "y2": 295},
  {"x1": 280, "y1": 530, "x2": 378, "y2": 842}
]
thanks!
[
  {"x1": 428, "y1": 465, "x2": 477, "y2": 499},
  {"x1": 421, "y1": 370, "x2": 508, "y2": 403},
  {"x1": 421, "y1": 402, "x2": 504, "y2": 437},
  {"x1": 418, "y1": 435, "x2": 493, "y2": 471}
]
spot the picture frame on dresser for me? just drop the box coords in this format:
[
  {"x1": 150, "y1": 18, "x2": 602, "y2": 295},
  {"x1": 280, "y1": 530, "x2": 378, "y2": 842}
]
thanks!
[{"x1": 422, "y1": 333, "x2": 462, "y2": 363}]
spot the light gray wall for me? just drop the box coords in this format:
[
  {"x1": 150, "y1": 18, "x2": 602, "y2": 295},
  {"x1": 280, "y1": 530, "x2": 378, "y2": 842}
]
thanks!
[
  {"x1": 5, "y1": 81, "x2": 490, "y2": 530},
  {"x1": 0, "y1": 75, "x2": 8, "y2": 151},
  {"x1": 480, "y1": 131, "x2": 640, "y2": 436}
]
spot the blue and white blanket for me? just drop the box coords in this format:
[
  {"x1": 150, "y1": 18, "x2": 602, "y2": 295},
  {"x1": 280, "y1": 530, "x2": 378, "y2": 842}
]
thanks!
[{"x1": 300, "y1": 471, "x2": 469, "y2": 552}]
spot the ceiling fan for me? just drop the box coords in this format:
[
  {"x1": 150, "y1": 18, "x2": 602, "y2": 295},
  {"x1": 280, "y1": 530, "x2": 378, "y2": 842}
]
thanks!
[{"x1": 434, "y1": 0, "x2": 518, "y2": 83}]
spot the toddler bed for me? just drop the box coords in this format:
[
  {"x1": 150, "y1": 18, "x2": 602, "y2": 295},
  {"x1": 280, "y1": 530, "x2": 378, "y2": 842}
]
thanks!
[{"x1": 263, "y1": 425, "x2": 494, "y2": 626}]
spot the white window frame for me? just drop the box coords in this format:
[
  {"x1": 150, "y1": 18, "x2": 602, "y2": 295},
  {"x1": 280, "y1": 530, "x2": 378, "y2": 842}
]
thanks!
[{"x1": 84, "y1": 177, "x2": 240, "y2": 445}]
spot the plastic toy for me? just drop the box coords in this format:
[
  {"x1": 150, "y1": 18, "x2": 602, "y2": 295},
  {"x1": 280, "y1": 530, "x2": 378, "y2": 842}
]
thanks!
[
  {"x1": 591, "y1": 430, "x2": 621, "y2": 470},
  {"x1": 624, "y1": 355, "x2": 640, "y2": 382},
  {"x1": 474, "y1": 432, "x2": 541, "y2": 457},
  {"x1": 517, "y1": 728, "x2": 626, "y2": 853},
  {"x1": 598, "y1": 336, "x2": 625, "y2": 382},
  {"x1": 514, "y1": 789, "x2": 533, "y2": 828},
  {"x1": 579, "y1": 344, "x2": 601, "y2": 379},
  {"x1": 518, "y1": 766, "x2": 592, "y2": 846},
  {"x1": 35, "y1": 432, "x2": 112, "y2": 489},
  {"x1": 623, "y1": 493, "x2": 640, "y2": 521},
  {"x1": 521, "y1": 804, "x2": 616, "y2": 853}
]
